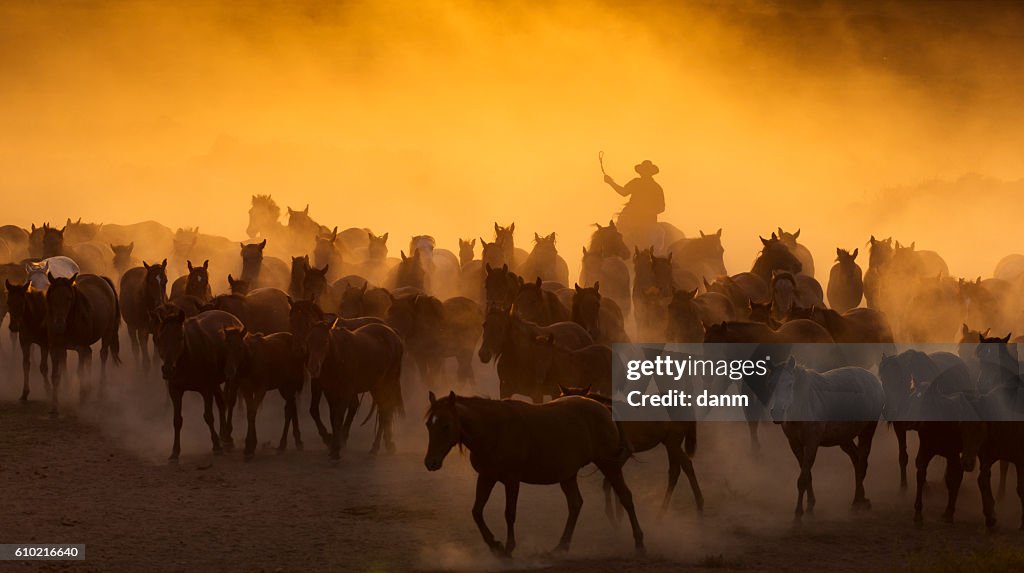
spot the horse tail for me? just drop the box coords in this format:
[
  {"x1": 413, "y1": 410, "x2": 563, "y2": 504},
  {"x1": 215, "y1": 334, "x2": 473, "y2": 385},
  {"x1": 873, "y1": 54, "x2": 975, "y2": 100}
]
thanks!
[
  {"x1": 684, "y1": 423, "x2": 697, "y2": 457},
  {"x1": 102, "y1": 275, "x2": 123, "y2": 366},
  {"x1": 360, "y1": 396, "x2": 377, "y2": 427},
  {"x1": 613, "y1": 420, "x2": 634, "y2": 465}
]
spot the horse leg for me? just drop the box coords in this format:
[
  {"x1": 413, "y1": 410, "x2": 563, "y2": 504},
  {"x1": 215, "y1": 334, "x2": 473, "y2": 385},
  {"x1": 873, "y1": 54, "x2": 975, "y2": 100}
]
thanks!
[
  {"x1": 169, "y1": 386, "x2": 184, "y2": 461},
  {"x1": 660, "y1": 442, "x2": 683, "y2": 515},
  {"x1": 941, "y1": 455, "x2": 964, "y2": 523},
  {"x1": 856, "y1": 423, "x2": 877, "y2": 509},
  {"x1": 456, "y1": 350, "x2": 474, "y2": 388},
  {"x1": 48, "y1": 349, "x2": 63, "y2": 416},
  {"x1": 99, "y1": 339, "x2": 108, "y2": 396},
  {"x1": 598, "y1": 464, "x2": 644, "y2": 551},
  {"x1": 139, "y1": 330, "x2": 151, "y2": 373},
  {"x1": 341, "y1": 393, "x2": 360, "y2": 449},
  {"x1": 747, "y1": 420, "x2": 760, "y2": 454},
  {"x1": 896, "y1": 424, "x2": 909, "y2": 491},
  {"x1": 602, "y1": 476, "x2": 617, "y2": 523},
  {"x1": 327, "y1": 392, "x2": 343, "y2": 460},
  {"x1": 218, "y1": 383, "x2": 234, "y2": 449},
  {"x1": 127, "y1": 326, "x2": 141, "y2": 367},
  {"x1": 678, "y1": 444, "x2": 704, "y2": 513},
  {"x1": 1016, "y1": 463, "x2": 1024, "y2": 530},
  {"x1": 289, "y1": 394, "x2": 303, "y2": 451},
  {"x1": 978, "y1": 461, "x2": 997, "y2": 528},
  {"x1": 201, "y1": 389, "x2": 222, "y2": 455},
  {"x1": 471, "y1": 475, "x2": 503, "y2": 555},
  {"x1": 19, "y1": 336, "x2": 32, "y2": 401},
  {"x1": 796, "y1": 443, "x2": 819, "y2": 519},
  {"x1": 309, "y1": 379, "x2": 331, "y2": 445},
  {"x1": 382, "y1": 406, "x2": 397, "y2": 455},
  {"x1": 554, "y1": 476, "x2": 583, "y2": 552},
  {"x1": 840, "y1": 440, "x2": 868, "y2": 511},
  {"x1": 914, "y1": 448, "x2": 933, "y2": 524},
  {"x1": 998, "y1": 460, "x2": 1009, "y2": 500},
  {"x1": 77, "y1": 347, "x2": 92, "y2": 401},
  {"x1": 278, "y1": 391, "x2": 293, "y2": 451},
  {"x1": 243, "y1": 389, "x2": 265, "y2": 461},
  {"x1": 503, "y1": 480, "x2": 520, "y2": 554}
]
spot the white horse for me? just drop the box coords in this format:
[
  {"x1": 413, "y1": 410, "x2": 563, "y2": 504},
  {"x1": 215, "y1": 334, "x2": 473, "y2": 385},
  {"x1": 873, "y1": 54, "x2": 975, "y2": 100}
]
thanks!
[{"x1": 26, "y1": 256, "x2": 80, "y2": 290}]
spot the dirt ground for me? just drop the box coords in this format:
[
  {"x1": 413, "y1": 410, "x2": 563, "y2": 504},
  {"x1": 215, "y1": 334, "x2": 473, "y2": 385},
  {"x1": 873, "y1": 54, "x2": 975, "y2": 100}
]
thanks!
[{"x1": 0, "y1": 347, "x2": 1022, "y2": 573}]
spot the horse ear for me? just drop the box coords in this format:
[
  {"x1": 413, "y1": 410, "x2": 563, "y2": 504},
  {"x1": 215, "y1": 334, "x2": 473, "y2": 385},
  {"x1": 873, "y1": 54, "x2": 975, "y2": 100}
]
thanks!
[
  {"x1": 501, "y1": 263, "x2": 508, "y2": 272},
  {"x1": 400, "y1": 251, "x2": 407, "y2": 261},
  {"x1": 574, "y1": 283, "x2": 582, "y2": 293},
  {"x1": 228, "y1": 274, "x2": 235, "y2": 284},
  {"x1": 608, "y1": 219, "x2": 615, "y2": 227},
  {"x1": 259, "y1": 239, "x2": 266, "y2": 249},
  {"x1": 961, "y1": 323, "x2": 970, "y2": 336},
  {"x1": 382, "y1": 232, "x2": 388, "y2": 242},
  {"x1": 582, "y1": 246, "x2": 587, "y2": 255},
  {"x1": 594, "y1": 281, "x2": 600, "y2": 292},
  {"x1": 203, "y1": 260, "x2": 209, "y2": 269},
  {"x1": 686, "y1": 288, "x2": 697, "y2": 299},
  {"x1": 360, "y1": 282, "x2": 367, "y2": 294},
  {"x1": 428, "y1": 391, "x2": 437, "y2": 405},
  {"x1": 534, "y1": 232, "x2": 540, "y2": 241},
  {"x1": 161, "y1": 258, "x2": 167, "y2": 268},
  {"x1": 777, "y1": 227, "x2": 783, "y2": 236},
  {"x1": 699, "y1": 230, "x2": 706, "y2": 238},
  {"x1": 760, "y1": 236, "x2": 770, "y2": 246},
  {"x1": 143, "y1": 261, "x2": 150, "y2": 270},
  {"x1": 494, "y1": 222, "x2": 500, "y2": 234},
  {"x1": 509, "y1": 222, "x2": 514, "y2": 232},
  {"x1": 716, "y1": 228, "x2": 722, "y2": 237},
  {"x1": 321, "y1": 264, "x2": 329, "y2": 275},
  {"x1": 66, "y1": 217, "x2": 72, "y2": 226},
  {"x1": 128, "y1": 241, "x2": 135, "y2": 251},
  {"x1": 69, "y1": 273, "x2": 78, "y2": 283},
  {"x1": 771, "y1": 232, "x2": 778, "y2": 240},
  {"x1": 558, "y1": 385, "x2": 569, "y2": 395},
  {"x1": 1002, "y1": 334, "x2": 1012, "y2": 343},
  {"x1": 484, "y1": 262, "x2": 492, "y2": 273},
  {"x1": 702, "y1": 277, "x2": 711, "y2": 290},
  {"x1": 239, "y1": 242, "x2": 245, "y2": 249},
  {"x1": 836, "y1": 248, "x2": 842, "y2": 257},
  {"x1": 187, "y1": 260, "x2": 194, "y2": 272},
  {"x1": 634, "y1": 246, "x2": 640, "y2": 256},
  {"x1": 794, "y1": 229, "x2": 801, "y2": 239},
  {"x1": 287, "y1": 207, "x2": 294, "y2": 215},
  {"x1": 448, "y1": 390, "x2": 456, "y2": 402},
  {"x1": 535, "y1": 276, "x2": 542, "y2": 288},
  {"x1": 303, "y1": 204, "x2": 309, "y2": 214}
]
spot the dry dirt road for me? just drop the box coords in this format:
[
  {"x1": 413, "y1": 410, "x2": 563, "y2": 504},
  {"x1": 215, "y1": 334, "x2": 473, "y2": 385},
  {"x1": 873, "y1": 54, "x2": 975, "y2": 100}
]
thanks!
[{"x1": 0, "y1": 360, "x2": 1021, "y2": 573}]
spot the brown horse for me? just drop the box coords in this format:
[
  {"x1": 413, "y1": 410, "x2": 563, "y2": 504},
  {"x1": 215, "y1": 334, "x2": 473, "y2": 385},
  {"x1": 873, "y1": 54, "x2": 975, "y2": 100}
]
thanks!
[
  {"x1": 665, "y1": 288, "x2": 736, "y2": 343},
  {"x1": 288, "y1": 255, "x2": 310, "y2": 300},
  {"x1": 239, "y1": 239, "x2": 290, "y2": 291},
  {"x1": 557, "y1": 386, "x2": 703, "y2": 516},
  {"x1": 704, "y1": 272, "x2": 770, "y2": 320},
  {"x1": 304, "y1": 319, "x2": 404, "y2": 459},
  {"x1": 751, "y1": 234, "x2": 802, "y2": 283},
  {"x1": 387, "y1": 293, "x2": 483, "y2": 388},
  {"x1": 513, "y1": 276, "x2": 570, "y2": 326},
  {"x1": 478, "y1": 305, "x2": 593, "y2": 402},
  {"x1": 153, "y1": 309, "x2": 241, "y2": 460},
  {"x1": 959, "y1": 386, "x2": 1024, "y2": 529},
  {"x1": 767, "y1": 358, "x2": 883, "y2": 519},
  {"x1": 119, "y1": 260, "x2": 169, "y2": 372},
  {"x1": 45, "y1": 274, "x2": 121, "y2": 413},
  {"x1": 827, "y1": 248, "x2": 863, "y2": 313},
  {"x1": 667, "y1": 228, "x2": 728, "y2": 285},
  {"x1": 484, "y1": 263, "x2": 520, "y2": 309},
  {"x1": 227, "y1": 274, "x2": 251, "y2": 295},
  {"x1": 424, "y1": 391, "x2": 644, "y2": 555},
  {"x1": 110, "y1": 243, "x2": 137, "y2": 278},
  {"x1": 571, "y1": 283, "x2": 629, "y2": 344},
  {"x1": 519, "y1": 232, "x2": 569, "y2": 285},
  {"x1": 776, "y1": 227, "x2": 815, "y2": 278},
  {"x1": 339, "y1": 281, "x2": 392, "y2": 319},
  {"x1": 206, "y1": 287, "x2": 291, "y2": 335},
  {"x1": 389, "y1": 250, "x2": 426, "y2": 291},
  {"x1": 313, "y1": 226, "x2": 345, "y2": 280},
  {"x1": 493, "y1": 222, "x2": 529, "y2": 270},
  {"x1": 301, "y1": 264, "x2": 331, "y2": 306},
  {"x1": 770, "y1": 271, "x2": 824, "y2": 321},
  {"x1": 169, "y1": 259, "x2": 212, "y2": 302},
  {"x1": 5, "y1": 281, "x2": 50, "y2": 401},
  {"x1": 223, "y1": 328, "x2": 306, "y2": 460}
]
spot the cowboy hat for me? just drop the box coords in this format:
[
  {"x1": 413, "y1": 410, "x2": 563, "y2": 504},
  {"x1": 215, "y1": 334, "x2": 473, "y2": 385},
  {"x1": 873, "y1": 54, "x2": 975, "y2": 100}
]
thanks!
[{"x1": 634, "y1": 160, "x2": 659, "y2": 176}]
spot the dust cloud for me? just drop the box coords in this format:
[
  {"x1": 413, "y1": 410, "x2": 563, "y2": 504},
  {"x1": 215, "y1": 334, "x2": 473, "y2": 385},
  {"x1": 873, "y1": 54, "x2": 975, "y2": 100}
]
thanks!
[{"x1": 3, "y1": 1, "x2": 1023, "y2": 279}]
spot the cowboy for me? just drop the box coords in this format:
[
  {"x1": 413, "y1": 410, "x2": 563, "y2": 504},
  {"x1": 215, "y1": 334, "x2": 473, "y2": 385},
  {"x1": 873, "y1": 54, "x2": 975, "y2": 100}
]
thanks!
[{"x1": 603, "y1": 159, "x2": 665, "y2": 247}]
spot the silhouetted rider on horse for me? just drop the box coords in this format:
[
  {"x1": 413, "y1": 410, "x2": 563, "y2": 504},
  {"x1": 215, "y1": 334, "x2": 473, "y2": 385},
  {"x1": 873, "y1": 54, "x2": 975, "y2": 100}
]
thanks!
[{"x1": 603, "y1": 159, "x2": 665, "y2": 250}]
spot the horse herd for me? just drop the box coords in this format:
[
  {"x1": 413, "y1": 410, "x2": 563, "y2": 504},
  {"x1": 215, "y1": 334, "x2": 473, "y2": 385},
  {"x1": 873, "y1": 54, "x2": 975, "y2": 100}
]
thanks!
[{"x1": 1, "y1": 197, "x2": 1024, "y2": 556}]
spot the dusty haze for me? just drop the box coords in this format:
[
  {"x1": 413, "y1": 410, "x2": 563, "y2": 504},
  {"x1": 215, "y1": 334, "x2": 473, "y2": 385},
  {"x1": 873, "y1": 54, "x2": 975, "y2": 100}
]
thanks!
[{"x1": 3, "y1": 0, "x2": 1023, "y2": 279}]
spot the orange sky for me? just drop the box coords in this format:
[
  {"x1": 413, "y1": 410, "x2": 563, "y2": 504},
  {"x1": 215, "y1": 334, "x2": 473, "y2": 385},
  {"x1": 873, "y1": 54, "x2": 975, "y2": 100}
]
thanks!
[{"x1": 2, "y1": 1, "x2": 1023, "y2": 279}]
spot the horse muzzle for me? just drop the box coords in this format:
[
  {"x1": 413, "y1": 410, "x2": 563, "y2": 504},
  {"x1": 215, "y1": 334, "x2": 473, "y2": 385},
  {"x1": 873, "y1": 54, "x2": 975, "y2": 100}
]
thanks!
[
  {"x1": 478, "y1": 347, "x2": 492, "y2": 364},
  {"x1": 424, "y1": 455, "x2": 444, "y2": 472}
]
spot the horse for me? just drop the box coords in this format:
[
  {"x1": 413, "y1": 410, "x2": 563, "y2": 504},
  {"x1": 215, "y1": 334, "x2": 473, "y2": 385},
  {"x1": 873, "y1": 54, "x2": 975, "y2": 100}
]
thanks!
[
  {"x1": 169, "y1": 259, "x2": 212, "y2": 302},
  {"x1": 767, "y1": 357, "x2": 883, "y2": 518},
  {"x1": 424, "y1": 391, "x2": 644, "y2": 555},
  {"x1": 227, "y1": 274, "x2": 250, "y2": 295},
  {"x1": 901, "y1": 274, "x2": 964, "y2": 343},
  {"x1": 704, "y1": 272, "x2": 770, "y2": 320},
  {"x1": 579, "y1": 244, "x2": 631, "y2": 317},
  {"x1": 751, "y1": 233, "x2": 802, "y2": 283},
  {"x1": 45, "y1": 274, "x2": 121, "y2": 414},
  {"x1": 339, "y1": 282, "x2": 392, "y2": 319},
  {"x1": 386, "y1": 293, "x2": 483, "y2": 388},
  {"x1": 457, "y1": 239, "x2": 486, "y2": 303},
  {"x1": 409, "y1": 235, "x2": 461, "y2": 299},
  {"x1": 632, "y1": 247, "x2": 678, "y2": 338},
  {"x1": 776, "y1": 227, "x2": 815, "y2": 278},
  {"x1": 0, "y1": 263, "x2": 28, "y2": 342},
  {"x1": 0, "y1": 225, "x2": 30, "y2": 260},
  {"x1": 557, "y1": 386, "x2": 703, "y2": 516},
  {"x1": 534, "y1": 338, "x2": 614, "y2": 396},
  {"x1": 301, "y1": 264, "x2": 332, "y2": 307},
  {"x1": 5, "y1": 281, "x2": 50, "y2": 401},
  {"x1": 357, "y1": 231, "x2": 391, "y2": 284},
  {"x1": 959, "y1": 385, "x2": 1024, "y2": 529},
  {"x1": 223, "y1": 328, "x2": 306, "y2": 460},
  {"x1": 667, "y1": 229, "x2": 728, "y2": 285},
  {"x1": 119, "y1": 260, "x2": 169, "y2": 372},
  {"x1": 863, "y1": 235, "x2": 893, "y2": 309},
  {"x1": 588, "y1": 220, "x2": 631, "y2": 260},
  {"x1": 994, "y1": 253, "x2": 1024, "y2": 283},
  {"x1": 304, "y1": 319, "x2": 404, "y2": 459},
  {"x1": 246, "y1": 194, "x2": 287, "y2": 243},
  {"x1": 484, "y1": 263, "x2": 520, "y2": 309},
  {"x1": 313, "y1": 227, "x2": 345, "y2": 281},
  {"x1": 239, "y1": 239, "x2": 290, "y2": 291},
  {"x1": 570, "y1": 283, "x2": 629, "y2": 344},
  {"x1": 665, "y1": 288, "x2": 736, "y2": 343},
  {"x1": 493, "y1": 222, "x2": 529, "y2": 271},
  {"x1": 878, "y1": 351, "x2": 974, "y2": 521},
  {"x1": 286, "y1": 204, "x2": 330, "y2": 254},
  {"x1": 478, "y1": 305, "x2": 593, "y2": 402},
  {"x1": 206, "y1": 287, "x2": 292, "y2": 335},
  {"x1": 770, "y1": 271, "x2": 824, "y2": 321},
  {"x1": 513, "y1": 276, "x2": 570, "y2": 326},
  {"x1": 288, "y1": 255, "x2": 310, "y2": 300},
  {"x1": 827, "y1": 248, "x2": 863, "y2": 313},
  {"x1": 153, "y1": 309, "x2": 242, "y2": 460},
  {"x1": 41, "y1": 223, "x2": 68, "y2": 258},
  {"x1": 519, "y1": 232, "x2": 569, "y2": 285},
  {"x1": 388, "y1": 250, "x2": 427, "y2": 292},
  {"x1": 26, "y1": 256, "x2": 80, "y2": 290},
  {"x1": 110, "y1": 243, "x2": 138, "y2": 279}
]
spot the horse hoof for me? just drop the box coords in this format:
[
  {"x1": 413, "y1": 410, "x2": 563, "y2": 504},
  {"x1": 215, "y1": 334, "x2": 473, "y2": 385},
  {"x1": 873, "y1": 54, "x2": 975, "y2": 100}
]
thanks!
[
  {"x1": 852, "y1": 499, "x2": 872, "y2": 511},
  {"x1": 986, "y1": 517, "x2": 997, "y2": 529},
  {"x1": 19, "y1": 394, "x2": 28, "y2": 402},
  {"x1": 168, "y1": 455, "x2": 180, "y2": 463},
  {"x1": 295, "y1": 442, "x2": 304, "y2": 452},
  {"x1": 213, "y1": 448, "x2": 223, "y2": 456}
]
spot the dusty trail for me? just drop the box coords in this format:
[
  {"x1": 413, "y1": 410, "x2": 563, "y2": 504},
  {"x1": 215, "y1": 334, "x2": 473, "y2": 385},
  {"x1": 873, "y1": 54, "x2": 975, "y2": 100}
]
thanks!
[{"x1": 0, "y1": 354, "x2": 1021, "y2": 572}]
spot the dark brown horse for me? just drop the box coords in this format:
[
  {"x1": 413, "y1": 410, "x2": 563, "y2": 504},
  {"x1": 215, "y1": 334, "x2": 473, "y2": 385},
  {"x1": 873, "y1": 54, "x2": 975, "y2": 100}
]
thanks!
[
  {"x1": 704, "y1": 272, "x2": 770, "y2": 320},
  {"x1": 632, "y1": 246, "x2": 676, "y2": 338},
  {"x1": 863, "y1": 235, "x2": 893, "y2": 309},
  {"x1": 776, "y1": 227, "x2": 815, "y2": 278},
  {"x1": 45, "y1": 273, "x2": 121, "y2": 413},
  {"x1": 110, "y1": 243, "x2": 137, "y2": 278},
  {"x1": 5, "y1": 281, "x2": 50, "y2": 401},
  {"x1": 223, "y1": 328, "x2": 306, "y2": 460},
  {"x1": 557, "y1": 386, "x2": 703, "y2": 516},
  {"x1": 288, "y1": 255, "x2": 310, "y2": 300},
  {"x1": 751, "y1": 234, "x2": 802, "y2": 283},
  {"x1": 513, "y1": 276, "x2": 570, "y2": 326},
  {"x1": 960, "y1": 385, "x2": 1024, "y2": 529},
  {"x1": 304, "y1": 319, "x2": 404, "y2": 459},
  {"x1": 301, "y1": 264, "x2": 331, "y2": 305},
  {"x1": 227, "y1": 274, "x2": 251, "y2": 295},
  {"x1": 570, "y1": 283, "x2": 629, "y2": 344},
  {"x1": 206, "y1": 287, "x2": 291, "y2": 335},
  {"x1": 389, "y1": 250, "x2": 426, "y2": 291},
  {"x1": 239, "y1": 239, "x2": 290, "y2": 291},
  {"x1": 580, "y1": 245, "x2": 631, "y2": 317},
  {"x1": 667, "y1": 228, "x2": 728, "y2": 284},
  {"x1": 339, "y1": 281, "x2": 392, "y2": 319},
  {"x1": 169, "y1": 259, "x2": 212, "y2": 302},
  {"x1": 665, "y1": 288, "x2": 736, "y2": 343},
  {"x1": 770, "y1": 271, "x2": 824, "y2": 321},
  {"x1": 424, "y1": 392, "x2": 644, "y2": 555},
  {"x1": 827, "y1": 248, "x2": 863, "y2": 312},
  {"x1": 478, "y1": 305, "x2": 593, "y2": 402},
  {"x1": 153, "y1": 309, "x2": 241, "y2": 460},
  {"x1": 313, "y1": 226, "x2": 345, "y2": 280},
  {"x1": 119, "y1": 260, "x2": 169, "y2": 372},
  {"x1": 387, "y1": 293, "x2": 483, "y2": 388},
  {"x1": 484, "y1": 263, "x2": 520, "y2": 309}
]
